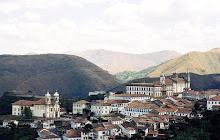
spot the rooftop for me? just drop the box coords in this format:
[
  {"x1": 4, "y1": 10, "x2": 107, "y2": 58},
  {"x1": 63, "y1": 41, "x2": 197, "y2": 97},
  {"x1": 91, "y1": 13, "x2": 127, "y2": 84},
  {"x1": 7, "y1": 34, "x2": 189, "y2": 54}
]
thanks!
[
  {"x1": 208, "y1": 95, "x2": 220, "y2": 101},
  {"x1": 12, "y1": 98, "x2": 46, "y2": 106},
  {"x1": 63, "y1": 129, "x2": 81, "y2": 138},
  {"x1": 126, "y1": 101, "x2": 158, "y2": 109},
  {"x1": 111, "y1": 94, "x2": 149, "y2": 97},
  {"x1": 73, "y1": 100, "x2": 90, "y2": 104}
]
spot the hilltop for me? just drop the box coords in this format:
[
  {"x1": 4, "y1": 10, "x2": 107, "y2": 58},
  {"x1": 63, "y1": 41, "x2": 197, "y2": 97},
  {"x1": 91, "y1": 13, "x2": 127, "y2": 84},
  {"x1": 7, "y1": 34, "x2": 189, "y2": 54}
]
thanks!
[
  {"x1": 0, "y1": 54, "x2": 121, "y2": 97},
  {"x1": 147, "y1": 48, "x2": 220, "y2": 77},
  {"x1": 70, "y1": 49, "x2": 181, "y2": 74}
]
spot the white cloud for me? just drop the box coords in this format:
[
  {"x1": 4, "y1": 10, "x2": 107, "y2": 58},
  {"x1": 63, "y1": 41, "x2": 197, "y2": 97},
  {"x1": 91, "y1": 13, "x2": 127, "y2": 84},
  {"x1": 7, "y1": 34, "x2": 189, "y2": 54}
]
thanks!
[{"x1": 0, "y1": 0, "x2": 219, "y2": 55}]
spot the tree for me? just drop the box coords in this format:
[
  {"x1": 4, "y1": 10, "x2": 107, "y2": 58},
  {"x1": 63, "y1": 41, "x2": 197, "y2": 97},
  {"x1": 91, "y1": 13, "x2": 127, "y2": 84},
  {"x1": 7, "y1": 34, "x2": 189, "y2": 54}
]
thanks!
[
  {"x1": 24, "y1": 107, "x2": 32, "y2": 118},
  {"x1": 84, "y1": 124, "x2": 93, "y2": 132}
]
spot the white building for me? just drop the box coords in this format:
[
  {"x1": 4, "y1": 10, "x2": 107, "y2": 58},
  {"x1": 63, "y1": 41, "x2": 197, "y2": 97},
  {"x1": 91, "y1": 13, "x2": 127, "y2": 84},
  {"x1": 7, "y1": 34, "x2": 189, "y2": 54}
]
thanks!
[
  {"x1": 207, "y1": 95, "x2": 220, "y2": 110},
  {"x1": 63, "y1": 129, "x2": 81, "y2": 140},
  {"x1": 12, "y1": 91, "x2": 60, "y2": 118},
  {"x1": 119, "y1": 123, "x2": 137, "y2": 138},
  {"x1": 72, "y1": 100, "x2": 91, "y2": 115},
  {"x1": 70, "y1": 118, "x2": 91, "y2": 129},
  {"x1": 91, "y1": 102, "x2": 111, "y2": 116},
  {"x1": 107, "y1": 94, "x2": 150, "y2": 101},
  {"x1": 126, "y1": 71, "x2": 190, "y2": 97},
  {"x1": 89, "y1": 91, "x2": 106, "y2": 96},
  {"x1": 184, "y1": 90, "x2": 218, "y2": 101},
  {"x1": 122, "y1": 101, "x2": 158, "y2": 117},
  {"x1": 37, "y1": 128, "x2": 61, "y2": 140},
  {"x1": 109, "y1": 117, "x2": 123, "y2": 125},
  {"x1": 106, "y1": 99, "x2": 130, "y2": 112}
]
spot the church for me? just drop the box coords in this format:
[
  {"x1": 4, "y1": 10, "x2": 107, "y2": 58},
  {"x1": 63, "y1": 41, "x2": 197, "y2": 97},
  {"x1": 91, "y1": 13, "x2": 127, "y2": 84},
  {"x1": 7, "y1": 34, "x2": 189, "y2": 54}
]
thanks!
[
  {"x1": 12, "y1": 91, "x2": 60, "y2": 118},
  {"x1": 126, "y1": 70, "x2": 190, "y2": 97}
]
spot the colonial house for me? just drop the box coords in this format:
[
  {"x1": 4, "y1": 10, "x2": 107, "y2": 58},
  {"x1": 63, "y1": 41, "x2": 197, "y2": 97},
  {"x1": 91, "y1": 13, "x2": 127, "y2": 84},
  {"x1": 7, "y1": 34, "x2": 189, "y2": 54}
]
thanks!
[
  {"x1": 72, "y1": 100, "x2": 91, "y2": 115},
  {"x1": 63, "y1": 129, "x2": 81, "y2": 140},
  {"x1": 175, "y1": 109, "x2": 192, "y2": 117},
  {"x1": 70, "y1": 118, "x2": 91, "y2": 129},
  {"x1": 107, "y1": 94, "x2": 150, "y2": 101},
  {"x1": 132, "y1": 117, "x2": 156, "y2": 130},
  {"x1": 37, "y1": 128, "x2": 61, "y2": 140},
  {"x1": 104, "y1": 124, "x2": 122, "y2": 136},
  {"x1": 12, "y1": 91, "x2": 60, "y2": 118},
  {"x1": 126, "y1": 71, "x2": 190, "y2": 97},
  {"x1": 207, "y1": 95, "x2": 220, "y2": 110},
  {"x1": 122, "y1": 101, "x2": 158, "y2": 117},
  {"x1": 93, "y1": 126, "x2": 109, "y2": 140},
  {"x1": 108, "y1": 117, "x2": 123, "y2": 125},
  {"x1": 184, "y1": 90, "x2": 218, "y2": 101},
  {"x1": 91, "y1": 102, "x2": 111, "y2": 116},
  {"x1": 106, "y1": 100, "x2": 130, "y2": 112},
  {"x1": 119, "y1": 123, "x2": 137, "y2": 138}
]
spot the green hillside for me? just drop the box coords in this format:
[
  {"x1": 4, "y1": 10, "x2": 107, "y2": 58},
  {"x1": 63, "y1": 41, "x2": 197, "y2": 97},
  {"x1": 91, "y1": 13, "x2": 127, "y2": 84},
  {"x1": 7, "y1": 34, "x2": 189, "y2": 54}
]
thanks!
[
  {"x1": 0, "y1": 54, "x2": 121, "y2": 97},
  {"x1": 110, "y1": 73, "x2": 220, "y2": 92},
  {"x1": 114, "y1": 65, "x2": 159, "y2": 83},
  {"x1": 147, "y1": 48, "x2": 220, "y2": 77}
]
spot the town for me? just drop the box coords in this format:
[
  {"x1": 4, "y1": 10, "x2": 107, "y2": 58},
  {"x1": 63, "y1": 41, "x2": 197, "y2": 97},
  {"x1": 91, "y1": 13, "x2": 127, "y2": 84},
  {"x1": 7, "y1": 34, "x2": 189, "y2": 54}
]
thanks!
[{"x1": 1, "y1": 71, "x2": 219, "y2": 140}]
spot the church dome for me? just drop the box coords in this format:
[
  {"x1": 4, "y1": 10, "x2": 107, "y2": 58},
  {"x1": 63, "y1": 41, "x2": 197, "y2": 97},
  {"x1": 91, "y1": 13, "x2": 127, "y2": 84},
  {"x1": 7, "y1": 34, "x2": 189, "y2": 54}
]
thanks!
[
  {"x1": 54, "y1": 91, "x2": 59, "y2": 97},
  {"x1": 45, "y1": 91, "x2": 51, "y2": 97}
]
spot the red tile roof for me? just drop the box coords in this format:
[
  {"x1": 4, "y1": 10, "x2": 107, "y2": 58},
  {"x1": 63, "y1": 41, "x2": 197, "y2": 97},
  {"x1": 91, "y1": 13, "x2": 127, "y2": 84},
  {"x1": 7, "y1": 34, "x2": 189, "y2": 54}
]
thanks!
[
  {"x1": 208, "y1": 95, "x2": 220, "y2": 101},
  {"x1": 63, "y1": 129, "x2": 81, "y2": 138},
  {"x1": 12, "y1": 98, "x2": 45, "y2": 106}
]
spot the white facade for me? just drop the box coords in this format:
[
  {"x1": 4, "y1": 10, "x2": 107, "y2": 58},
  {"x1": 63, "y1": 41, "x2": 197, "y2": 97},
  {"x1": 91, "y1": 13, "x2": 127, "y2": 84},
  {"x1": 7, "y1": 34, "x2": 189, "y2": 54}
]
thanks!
[
  {"x1": 12, "y1": 91, "x2": 60, "y2": 118},
  {"x1": 207, "y1": 95, "x2": 220, "y2": 110},
  {"x1": 122, "y1": 107, "x2": 152, "y2": 117},
  {"x1": 89, "y1": 91, "x2": 106, "y2": 96},
  {"x1": 126, "y1": 71, "x2": 190, "y2": 97},
  {"x1": 107, "y1": 94, "x2": 150, "y2": 101},
  {"x1": 72, "y1": 100, "x2": 90, "y2": 115},
  {"x1": 91, "y1": 103, "x2": 111, "y2": 116}
]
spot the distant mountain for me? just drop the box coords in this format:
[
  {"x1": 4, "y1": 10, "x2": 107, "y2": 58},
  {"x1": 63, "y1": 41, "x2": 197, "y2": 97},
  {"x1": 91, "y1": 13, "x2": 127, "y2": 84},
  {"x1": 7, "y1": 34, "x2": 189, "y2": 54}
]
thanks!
[
  {"x1": 110, "y1": 73, "x2": 220, "y2": 93},
  {"x1": 69, "y1": 49, "x2": 181, "y2": 74},
  {"x1": 147, "y1": 48, "x2": 220, "y2": 77},
  {"x1": 0, "y1": 54, "x2": 121, "y2": 97}
]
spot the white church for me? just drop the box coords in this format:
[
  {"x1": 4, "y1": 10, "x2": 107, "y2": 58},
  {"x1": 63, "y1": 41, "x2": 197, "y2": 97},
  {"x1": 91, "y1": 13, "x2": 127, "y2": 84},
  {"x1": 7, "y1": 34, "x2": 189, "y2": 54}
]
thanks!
[
  {"x1": 126, "y1": 70, "x2": 191, "y2": 97},
  {"x1": 12, "y1": 91, "x2": 60, "y2": 118}
]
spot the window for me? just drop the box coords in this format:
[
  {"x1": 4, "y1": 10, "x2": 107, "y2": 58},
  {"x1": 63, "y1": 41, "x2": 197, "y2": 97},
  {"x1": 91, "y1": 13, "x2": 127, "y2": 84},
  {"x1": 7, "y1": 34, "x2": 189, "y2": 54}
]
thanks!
[{"x1": 14, "y1": 108, "x2": 16, "y2": 111}]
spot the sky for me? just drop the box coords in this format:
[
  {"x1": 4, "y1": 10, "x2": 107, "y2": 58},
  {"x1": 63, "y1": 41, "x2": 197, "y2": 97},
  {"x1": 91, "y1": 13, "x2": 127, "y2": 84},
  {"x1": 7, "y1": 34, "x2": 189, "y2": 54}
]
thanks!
[{"x1": 0, "y1": 0, "x2": 219, "y2": 55}]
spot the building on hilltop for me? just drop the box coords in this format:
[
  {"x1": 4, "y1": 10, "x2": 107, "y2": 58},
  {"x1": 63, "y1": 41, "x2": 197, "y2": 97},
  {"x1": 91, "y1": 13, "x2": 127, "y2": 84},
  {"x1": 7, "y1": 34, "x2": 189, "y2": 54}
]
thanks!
[
  {"x1": 12, "y1": 91, "x2": 60, "y2": 118},
  {"x1": 126, "y1": 70, "x2": 190, "y2": 97}
]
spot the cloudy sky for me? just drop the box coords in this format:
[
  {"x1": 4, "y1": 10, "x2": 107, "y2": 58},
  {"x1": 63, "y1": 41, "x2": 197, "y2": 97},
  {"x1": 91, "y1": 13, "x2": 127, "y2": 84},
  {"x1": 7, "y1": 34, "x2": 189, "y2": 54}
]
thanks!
[{"x1": 0, "y1": 0, "x2": 219, "y2": 55}]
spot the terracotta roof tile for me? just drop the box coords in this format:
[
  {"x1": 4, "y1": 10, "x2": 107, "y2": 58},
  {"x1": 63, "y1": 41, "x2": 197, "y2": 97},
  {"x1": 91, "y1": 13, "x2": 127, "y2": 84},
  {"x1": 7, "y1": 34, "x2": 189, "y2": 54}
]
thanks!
[
  {"x1": 12, "y1": 98, "x2": 45, "y2": 106},
  {"x1": 73, "y1": 100, "x2": 90, "y2": 104},
  {"x1": 208, "y1": 95, "x2": 220, "y2": 101},
  {"x1": 64, "y1": 129, "x2": 81, "y2": 138}
]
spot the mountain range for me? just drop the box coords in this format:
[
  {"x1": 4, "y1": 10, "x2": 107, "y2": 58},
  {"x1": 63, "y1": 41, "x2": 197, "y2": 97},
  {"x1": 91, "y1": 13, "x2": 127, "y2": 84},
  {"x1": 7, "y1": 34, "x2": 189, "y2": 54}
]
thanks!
[
  {"x1": 0, "y1": 54, "x2": 121, "y2": 97},
  {"x1": 115, "y1": 48, "x2": 220, "y2": 82},
  {"x1": 69, "y1": 49, "x2": 181, "y2": 74},
  {"x1": 147, "y1": 48, "x2": 220, "y2": 77}
]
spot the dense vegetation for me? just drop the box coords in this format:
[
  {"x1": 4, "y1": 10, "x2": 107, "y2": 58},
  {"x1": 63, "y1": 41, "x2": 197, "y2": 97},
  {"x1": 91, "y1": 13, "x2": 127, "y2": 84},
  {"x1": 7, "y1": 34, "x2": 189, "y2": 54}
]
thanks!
[
  {"x1": 171, "y1": 110, "x2": 220, "y2": 140},
  {"x1": 0, "y1": 54, "x2": 121, "y2": 97},
  {"x1": 114, "y1": 65, "x2": 158, "y2": 83},
  {"x1": 110, "y1": 73, "x2": 220, "y2": 92},
  {"x1": 0, "y1": 124, "x2": 38, "y2": 140}
]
